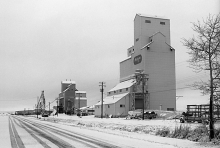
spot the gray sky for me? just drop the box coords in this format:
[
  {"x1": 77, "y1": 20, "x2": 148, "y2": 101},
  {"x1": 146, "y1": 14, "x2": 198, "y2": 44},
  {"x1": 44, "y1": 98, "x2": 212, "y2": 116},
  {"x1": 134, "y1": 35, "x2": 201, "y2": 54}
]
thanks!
[{"x1": 0, "y1": 0, "x2": 219, "y2": 111}]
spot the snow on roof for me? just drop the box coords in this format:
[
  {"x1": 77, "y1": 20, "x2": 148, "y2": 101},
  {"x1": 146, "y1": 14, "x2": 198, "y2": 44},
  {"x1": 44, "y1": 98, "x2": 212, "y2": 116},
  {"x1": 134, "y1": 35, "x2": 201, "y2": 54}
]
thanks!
[
  {"x1": 63, "y1": 87, "x2": 71, "y2": 92},
  {"x1": 80, "y1": 105, "x2": 95, "y2": 110},
  {"x1": 136, "y1": 13, "x2": 168, "y2": 20},
  {"x1": 62, "y1": 81, "x2": 76, "y2": 84},
  {"x1": 141, "y1": 41, "x2": 153, "y2": 50},
  {"x1": 76, "y1": 91, "x2": 86, "y2": 94},
  {"x1": 95, "y1": 93, "x2": 129, "y2": 105},
  {"x1": 120, "y1": 56, "x2": 131, "y2": 63},
  {"x1": 165, "y1": 42, "x2": 175, "y2": 50},
  {"x1": 120, "y1": 74, "x2": 136, "y2": 82},
  {"x1": 80, "y1": 106, "x2": 88, "y2": 110},
  {"x1": 88, "y1": 105, "x2": 95, "y2": 109},
  {"x1": 75, "y1": 97, "x2": 87, "y2": 100},
  {"x1": 108, "y1": 79, "x2": 136, "y2": 92}
]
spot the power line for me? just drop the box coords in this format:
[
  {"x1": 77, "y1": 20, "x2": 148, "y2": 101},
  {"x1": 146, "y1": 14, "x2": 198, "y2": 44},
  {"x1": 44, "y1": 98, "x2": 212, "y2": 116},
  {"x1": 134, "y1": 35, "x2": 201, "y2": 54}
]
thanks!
[
  {"x1": 45, "y1": 97, "x2": 58, "y2": 109},
  {"x1": 175, "y1": 60, "x2": 188, "y2": 65},
  {"x1": 149, "y1": 86, "x2": 193, "y2": 94},
  {"x1": 148, "y1": 73, "x2": 208, "y2": 88}
]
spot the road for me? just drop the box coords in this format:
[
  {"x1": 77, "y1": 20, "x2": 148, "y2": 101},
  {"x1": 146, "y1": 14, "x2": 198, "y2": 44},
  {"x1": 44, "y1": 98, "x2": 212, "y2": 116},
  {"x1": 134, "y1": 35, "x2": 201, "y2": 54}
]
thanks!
[{"x1": 3, "y1": 115, "x2": 178, "y2": 148}]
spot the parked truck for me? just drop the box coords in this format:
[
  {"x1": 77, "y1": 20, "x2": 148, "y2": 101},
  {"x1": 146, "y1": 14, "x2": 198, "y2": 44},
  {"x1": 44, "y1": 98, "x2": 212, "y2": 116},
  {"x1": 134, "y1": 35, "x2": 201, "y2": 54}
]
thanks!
[
  {"x1": 180, "y1": 104, "x2": 220, "y2": 123},
  {"x1": 127, "y1": 109, "x2": 157, "y2": 119}
]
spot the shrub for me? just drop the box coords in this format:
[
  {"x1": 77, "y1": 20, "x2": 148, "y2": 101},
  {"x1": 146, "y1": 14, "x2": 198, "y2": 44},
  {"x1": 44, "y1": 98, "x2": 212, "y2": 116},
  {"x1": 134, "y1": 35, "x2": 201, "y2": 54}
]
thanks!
[
  {"x1": 143, "y1": 128, "x2": 151, "y2": 134},
  {"x1": 214, "y1": 127, "x2": 220, "y2": 139},
  {"x1": 187, "y1": 125, "x2": 208, "y2": 142},
  {"x1": 212, "y1": 138, "x2": 220, "y2": 145},
  {"x1": 155, "y1": 124, "x2": 215, "y2": 143},
  {"x1": 198, "y1": 136, "x2": 209, "y2": 142},
  {"x1": 132, "y1": 127, "x2": 141, "y2": 132},
  {"x1": 85, "y1": 123, "x2": 93, "y2": 127},
  {"x1": 211, "y1": 127, "x2": 220, "y2": 145},
  {"x1": 77, "y1": 122, "x2": 85, "y2": 126},
  {"x1": 171, "y1": 125, "x2": 191, "y2": 139},
  {"x1": 155, "y1": 127, "x2": 170, "y2": 137}
]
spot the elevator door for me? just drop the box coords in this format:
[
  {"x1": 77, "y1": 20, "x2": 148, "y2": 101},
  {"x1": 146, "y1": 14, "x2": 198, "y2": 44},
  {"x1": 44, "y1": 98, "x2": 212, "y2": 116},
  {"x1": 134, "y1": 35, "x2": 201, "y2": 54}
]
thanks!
[{"x1": 135, "y1": 99, "x2": 143, "y2": 109}]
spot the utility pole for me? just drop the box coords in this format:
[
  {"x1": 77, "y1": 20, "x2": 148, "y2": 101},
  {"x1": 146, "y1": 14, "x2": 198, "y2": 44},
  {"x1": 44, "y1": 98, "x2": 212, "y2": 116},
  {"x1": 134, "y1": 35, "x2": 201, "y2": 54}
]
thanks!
[
  {"x1": 57, "y1": 98, "x2": 58, "y2": 117},
  {"x1": 49, "y1": 102, "x2": 50, "y2": 116},
  {"x1": 135, "y1": 69, "x2": 148, "y2": 120},
  {"x1": 78, "y1": 93, "x2": 81, "y2": 109},
  {"x1": 142, "y1": 78, "x2": 145, "y2": 120},
  {"x1": 99, "y1": 82, "x2": 106, "y2": 119}
]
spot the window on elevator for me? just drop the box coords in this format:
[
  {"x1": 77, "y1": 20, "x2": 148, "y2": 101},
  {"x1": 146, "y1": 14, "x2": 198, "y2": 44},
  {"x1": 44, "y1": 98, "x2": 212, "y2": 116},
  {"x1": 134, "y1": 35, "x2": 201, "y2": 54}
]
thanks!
[
  {"x1": 167, "y1": 108, "x2": 174, "y2": 111},
  {"x1": 145, "y1": 20, "x2": 151, "y2": 23},
  {"x1": 120, "y1": 104, "x2": 125, "y2": 108},
  {"x1": 160, "y1": 22, "x2": 165, "y2": 25}
]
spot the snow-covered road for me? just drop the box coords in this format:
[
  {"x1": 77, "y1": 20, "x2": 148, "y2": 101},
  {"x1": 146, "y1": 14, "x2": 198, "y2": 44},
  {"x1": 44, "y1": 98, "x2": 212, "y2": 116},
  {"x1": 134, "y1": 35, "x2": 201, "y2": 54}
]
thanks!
[
  {"x1": 0, "y1": 115, "x2": 177, "y2": 148},
  {"x1": 0, "y1": 115, "x2": 219, "y2": 148}
]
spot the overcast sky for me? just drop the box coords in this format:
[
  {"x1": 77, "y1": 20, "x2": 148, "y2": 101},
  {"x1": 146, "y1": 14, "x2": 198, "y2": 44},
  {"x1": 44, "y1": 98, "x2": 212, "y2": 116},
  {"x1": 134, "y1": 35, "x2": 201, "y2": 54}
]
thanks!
[{"x1": 0, "y1": 0, "x2": 219, "y2": 111}]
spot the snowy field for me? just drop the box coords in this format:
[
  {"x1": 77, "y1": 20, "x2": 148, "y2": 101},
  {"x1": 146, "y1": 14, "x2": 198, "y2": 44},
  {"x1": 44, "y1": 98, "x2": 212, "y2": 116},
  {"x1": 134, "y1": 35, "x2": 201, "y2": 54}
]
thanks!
[{"x1": 38, "y1": 114, "x2": 220, "y2": 134}]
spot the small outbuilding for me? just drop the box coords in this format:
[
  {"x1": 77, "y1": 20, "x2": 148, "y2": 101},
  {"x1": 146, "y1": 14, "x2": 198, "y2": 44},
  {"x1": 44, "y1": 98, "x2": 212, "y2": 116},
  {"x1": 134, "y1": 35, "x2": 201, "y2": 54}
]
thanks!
[{"x1": 94, "y1": 92, "x2": 130, "y2": 118}]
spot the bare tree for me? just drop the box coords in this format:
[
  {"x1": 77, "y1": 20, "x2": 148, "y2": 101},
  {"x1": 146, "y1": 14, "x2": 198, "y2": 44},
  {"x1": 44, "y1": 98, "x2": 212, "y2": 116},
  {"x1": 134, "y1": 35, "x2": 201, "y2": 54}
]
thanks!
[{"x1": 183, "y1": 14, "x2": 220, "y2": 140}]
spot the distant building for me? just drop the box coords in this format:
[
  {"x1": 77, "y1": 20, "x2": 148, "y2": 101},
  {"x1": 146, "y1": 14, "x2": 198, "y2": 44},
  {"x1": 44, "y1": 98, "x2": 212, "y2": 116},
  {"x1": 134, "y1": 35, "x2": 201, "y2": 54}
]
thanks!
[
  {"x1": 75, "y1": 91, "x2": 87, "y2": 109},
  {"x1": 15, "y1": 109, "x2": 35, "y2": 115},
  {"x1": 95, "y1": 14, "x2": 176, "y2": 117},
  {"x1": 58, "y1": 80, "x2": 87, "y2": 114}
]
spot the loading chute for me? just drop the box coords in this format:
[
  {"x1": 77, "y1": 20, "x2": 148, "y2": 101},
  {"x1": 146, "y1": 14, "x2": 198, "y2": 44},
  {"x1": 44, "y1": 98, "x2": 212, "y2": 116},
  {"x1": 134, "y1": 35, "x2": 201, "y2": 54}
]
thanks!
[{"x1": 37, "y1": 90, "x2": 46, "y2": 115}]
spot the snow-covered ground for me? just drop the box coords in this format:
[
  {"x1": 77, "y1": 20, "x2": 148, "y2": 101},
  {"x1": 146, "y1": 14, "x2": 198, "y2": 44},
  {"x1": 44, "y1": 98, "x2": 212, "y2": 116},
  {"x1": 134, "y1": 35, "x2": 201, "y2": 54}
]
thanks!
[
  {"x1": 32, "y1": 114, "x2": 220, "y2": 148},
  {"x1": 45, "y1": 114, "x2": 220, "y2": 131}
]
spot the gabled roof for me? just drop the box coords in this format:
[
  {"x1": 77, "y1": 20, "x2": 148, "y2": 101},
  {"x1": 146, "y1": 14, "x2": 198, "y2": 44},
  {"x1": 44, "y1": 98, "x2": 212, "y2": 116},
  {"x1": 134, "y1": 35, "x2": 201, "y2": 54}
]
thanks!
[
  {"x1": 95, "y1": 93, "x2": 129, "y2": 105},
  {"x1": 108, "y1": 79, "x2": 136, "y2": 92},
  {"x1": 140, "y1": 32, "x2": 175, "y2": 51},
  {"x1": 150, "y1": 31, "x2": 166, "y2": 38}
]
